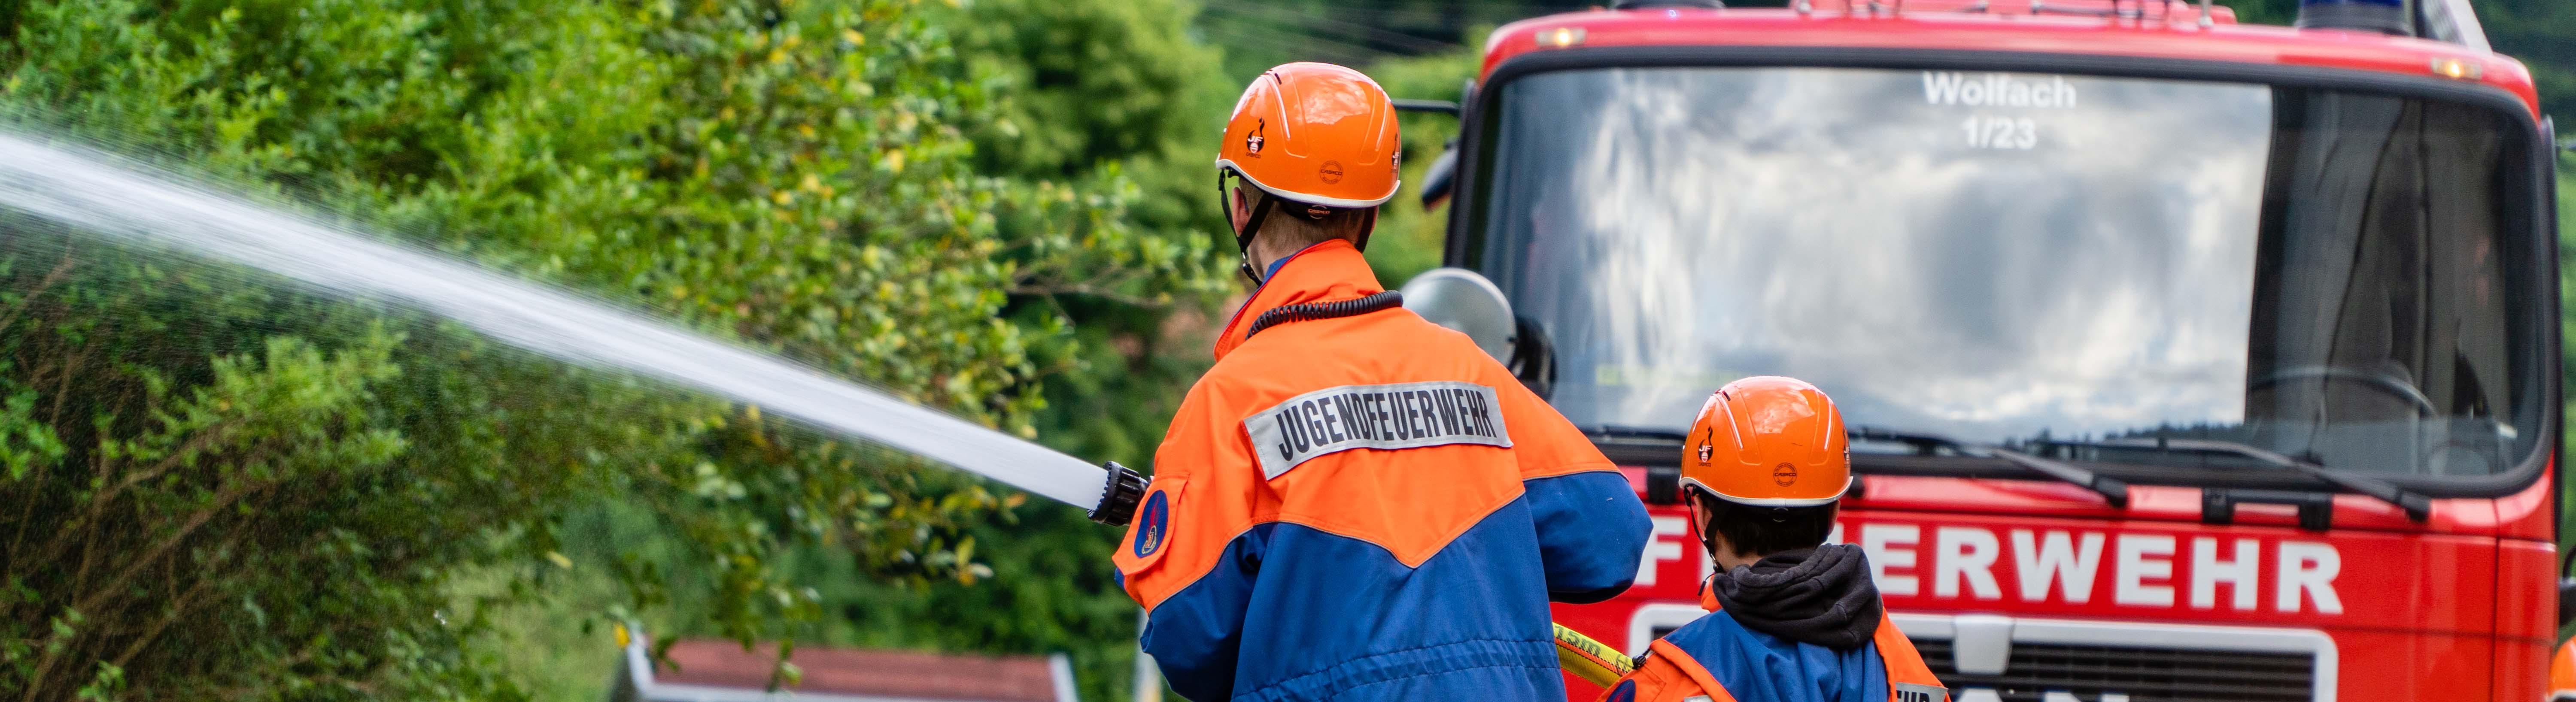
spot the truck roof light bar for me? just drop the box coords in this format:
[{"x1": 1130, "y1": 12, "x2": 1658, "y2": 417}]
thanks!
[
  {"x1": 1951, "y1": 0, "x2": 2199, "y2": 21},
  {"x1": 2296, "y1": 0, "x2": 2409, "y2": 36},
  {"x1": 1610, "y1": 0, "x2": 1724, "y2": 8}
]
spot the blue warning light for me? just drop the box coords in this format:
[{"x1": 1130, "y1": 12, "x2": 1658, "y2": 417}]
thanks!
[{"x1": 2297, "y1": 0, "x2": 2409, "y2": 34}]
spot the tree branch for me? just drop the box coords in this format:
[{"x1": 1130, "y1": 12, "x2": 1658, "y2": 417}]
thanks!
[
  {"x1": 87, "y1": 418, "x2": 243, "y2": 514},
  {"x1": 1009, "y1": 282, "x2": 1164, "y2": 309},
  {"x1": 107, "y1": 570, "x2": 216, "y2": 671},
  {"x1": 70, "y1": 479, "x2": 266, "y2": 619},
  {"x1": 0, "y1": 249, "x2": 74, "y2": 336}
]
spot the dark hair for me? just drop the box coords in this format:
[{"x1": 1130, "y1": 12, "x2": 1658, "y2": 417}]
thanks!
[
  {"x1": 1692, "y1": 490, "x2": 1839, "y2": 558},
  {"x1": 1253, "y1": 193, "x2": 1374, "y2": 247}
]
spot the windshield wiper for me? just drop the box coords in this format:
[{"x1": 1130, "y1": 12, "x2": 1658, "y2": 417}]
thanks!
[
  {"x1": 1847, "y1": 426, "x2": 2130, "y2": 508},
  {"x1": 2086, "y1": 438, "x2": 2431, "y2": 521},
  {"x1": 1583, "y1": 425, "x2": 1692, "y2": 504},
  {"x1": 1583, "y1": 425, "x2": 1690, "y2": 444}
]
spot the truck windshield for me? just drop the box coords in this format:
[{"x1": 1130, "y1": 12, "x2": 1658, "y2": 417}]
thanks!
[{"x1": 1467, "y1": 67, "x2": 2544, "y2": 480}]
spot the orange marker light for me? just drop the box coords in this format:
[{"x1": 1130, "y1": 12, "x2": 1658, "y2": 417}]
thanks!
[{"x1": 2429, "y1": 57, "x2": 2482, "y2": 80}]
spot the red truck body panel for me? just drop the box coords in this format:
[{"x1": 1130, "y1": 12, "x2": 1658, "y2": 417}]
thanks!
[
  {"x1": 1461, "y1": 6, "x2": 2559, "y2": 701},
  {"x1": 1478, "y1": 8, "x2": 2539, "y2": 117},
  {"x1": 1553, "y1": 467, "x2": 2558, "y2": 700}
]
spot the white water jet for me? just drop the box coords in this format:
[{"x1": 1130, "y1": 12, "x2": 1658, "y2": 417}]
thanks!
[{"x1": 0, "y1": 131, "x2": 1109, "y2": 509}]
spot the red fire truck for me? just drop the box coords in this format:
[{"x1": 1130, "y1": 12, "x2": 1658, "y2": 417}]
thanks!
[{"x1": 1392, "y1": 0, "x2": 2564, "y2": 699}]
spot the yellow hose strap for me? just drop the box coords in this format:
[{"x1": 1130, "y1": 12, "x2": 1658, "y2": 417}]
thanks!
[{"x1": 1552, "y1": 622, "x2": 1635, "y2": 688}]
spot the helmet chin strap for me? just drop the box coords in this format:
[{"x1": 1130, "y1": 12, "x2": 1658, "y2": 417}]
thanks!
[
  {"x1": 1685, "y1": 488, "x2": 1724, "y2": 560},
  {"x1": 1234, "y1": 191, "x2": 1280, "y2": 284},
  {"x1": 1229, "y1": 186, "x2": 1374, "y2": 285}
]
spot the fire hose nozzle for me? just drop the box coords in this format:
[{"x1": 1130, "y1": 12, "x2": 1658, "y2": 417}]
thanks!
[{"x1": 1087, "y1": 461, "x2": 1148, "y2": 526}]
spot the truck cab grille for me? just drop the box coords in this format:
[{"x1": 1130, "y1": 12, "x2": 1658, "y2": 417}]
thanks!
[
  {"x1": 1915, "y1": 638, "x2": 2316, "y2": 702},
  {"x1": 1890, "y1": 614, "x2": 2335, "y2": 702}
]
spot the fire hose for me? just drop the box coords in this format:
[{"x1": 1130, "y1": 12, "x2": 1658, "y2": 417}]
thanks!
[
  {"x1": 1552, "y1": 623, "x2": 1637, "y2": 688},
  {"x1": 0, "y1": 126, "x2": 1645, "y2": 691}
]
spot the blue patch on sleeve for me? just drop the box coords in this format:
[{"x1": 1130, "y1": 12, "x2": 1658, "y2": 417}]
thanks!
[
  {"x1": 1607, "y1": 679, "x2": 1637, "y2": 702},
  {"x1": 1524, "y1": 471, "x2": 1651, "y2": 603},
  {"x1": 1134, "y1": 489, "x2": 1170, "y2": 558}
]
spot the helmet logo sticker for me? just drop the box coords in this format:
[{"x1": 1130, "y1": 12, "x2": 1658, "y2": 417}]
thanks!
[
  {"x1": 1245, "y1": 119, "x2": 1266, "y2": 157},
  {"x1": 1773, "y1": 462, "x2": 1798, "y2": 487},
  {"x1": 1696, "y1": 427, "x2": 1714, "y2": 464},
  {"x1": 1133, "y1": 490, "x2": 1170, "y2": 558},
  {"x1": 1318, "y1": 160, "x2": 1344, "y2": 184}
]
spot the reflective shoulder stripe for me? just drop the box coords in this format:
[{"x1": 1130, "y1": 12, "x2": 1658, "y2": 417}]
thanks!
[
  {"x1": 1241, "y1": 380, "x2": 1512, "y2": 480},
  {"x1": 1873, "y1": 611, "x2": 1949, "y2": 702},
  {"x1": 1891, "y1": 682, "x2": 1947, "y2": 702},
  {"x1": 1644, "y1": 639, "x2": 1741, "y2": 702}
]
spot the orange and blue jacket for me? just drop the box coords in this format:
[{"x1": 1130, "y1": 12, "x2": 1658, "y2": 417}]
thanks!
[
  {"x1": 1600, "y1": 587, "x2": 1948, "y2": 702},
  {"x1": 1113, "y1": 240, "x2": 1651, "y2": 702}
]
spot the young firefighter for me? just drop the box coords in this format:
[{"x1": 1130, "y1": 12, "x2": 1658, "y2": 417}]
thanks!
[
  {"x1": 1109, "y1": 63, "x2": 1651, "y2": 702},
  {"x1": 1602, "y1": 376, "x2": 1948, "y2": 702}
]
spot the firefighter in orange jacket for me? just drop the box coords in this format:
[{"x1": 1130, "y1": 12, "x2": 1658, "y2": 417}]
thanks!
[
  {"x1": 1108, "y1": 62, "x2": 1652, "y2": 702},
  {"x1": 1599, "y1": 377, "x2": 1947, "y2": 702}
]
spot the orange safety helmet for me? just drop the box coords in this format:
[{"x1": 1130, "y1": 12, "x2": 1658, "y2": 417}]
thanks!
[
  {"x1": 2551, "y1": 638, "x2": 2576, "y2": 702},
  {"x1": 1682, "y1": 376, "x2": 1852, "y2": 507},
  {"x1": 1215, "y1": 63, "x2": 1401, "y2": 278}
]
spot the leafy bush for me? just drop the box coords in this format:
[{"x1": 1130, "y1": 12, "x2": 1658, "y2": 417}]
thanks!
[{"x1": 0, "y1": 0, "x2": 1229, "y2": 699}]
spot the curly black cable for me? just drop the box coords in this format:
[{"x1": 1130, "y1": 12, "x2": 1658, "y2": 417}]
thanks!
[{"x1": 1244, "y1": 290, "x2": 1403, "y2": 339}]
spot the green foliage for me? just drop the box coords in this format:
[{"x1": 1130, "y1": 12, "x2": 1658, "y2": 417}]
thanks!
[
  {"x1": 2559, "y1": 154, "x2": 2574, "y2": 447},
  {"x1": 1196, "y1": 0, "x2": 1577, "y2": 81},
  {"x1": 2167, "y1": 0, "x2": 2575, "y2": 122},
  {"x1": 614, "y1": 4, "x2": 1247, "y2": 700},
  {"x1": 961, "y1": 0, "x2": 1221, "y2": 179},
  {"x1": 957, "y1": 0, "x2": 1239, "y2": 279},
  {"x1": 3, "y1": 0, "x2": 2562, "y2": 699},
  {"x1": 2555, "y1": 159, "x2": 2572, "y2": 645},
  {"x1": 1361, "y1": 42, "x2": 1485, "y2": 287},
  {"x1": 2474, "y1": 0, "x2": 2576, "y2": 124},
  {"x1": 0, "y1": 253, "x2": 574, "y2": 700},
  {"x1": 0, "y1": 0, "x2": 1232, "y2": 699}
]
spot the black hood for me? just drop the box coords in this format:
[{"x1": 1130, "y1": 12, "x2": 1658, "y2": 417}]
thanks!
[{"x1": 1704, "y1": 543, "x2": 1883, "y2": 650}]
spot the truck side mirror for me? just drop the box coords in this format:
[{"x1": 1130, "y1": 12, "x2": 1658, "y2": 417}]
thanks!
[
  {"x1": 2558, "y1": 549, "x2": 2576, "y2": 627},
  {"x1": 1400, "y1": 268, "x2": 1558, "y2": 400},
  {"x1": 1509, "y1": 314, "x2": 1556, "y2": 400},
  {"x1": 2560, "y1": 576, "x2": 2575, "y2": 627},
  {"x1": 1418, "y1": 146, "x2": 1457, "y2": 209},
  {"x1": 1401, "y1": 268, "x2": 1517, "y2": 364}
]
